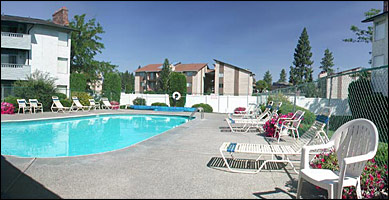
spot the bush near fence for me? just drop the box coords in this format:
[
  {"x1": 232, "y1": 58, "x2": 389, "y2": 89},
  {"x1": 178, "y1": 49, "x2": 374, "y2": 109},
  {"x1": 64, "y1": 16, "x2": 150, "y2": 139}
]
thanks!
[
  {"x1": 151, "y1": 102, "x2": 168, "y2": 107},
  {"x1": 192, "y1": 103, "x2": 213, "y2": 113}
]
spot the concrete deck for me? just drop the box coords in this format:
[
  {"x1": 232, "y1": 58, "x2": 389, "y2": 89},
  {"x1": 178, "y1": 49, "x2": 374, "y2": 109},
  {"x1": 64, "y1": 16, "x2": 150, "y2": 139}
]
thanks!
[{"x1": 1, "y1": 109, "x2": 326, "y2": 199}]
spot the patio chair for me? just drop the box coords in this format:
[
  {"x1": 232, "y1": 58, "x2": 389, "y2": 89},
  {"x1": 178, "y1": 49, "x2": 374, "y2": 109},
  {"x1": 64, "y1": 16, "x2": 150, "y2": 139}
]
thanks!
[
  {"x1": 225, "y1": 102, "x2": 282, "y2": 133},
  {"x1": 101, "y1": 97, "x2": 119, "y2": 109},
  {"x1": 296, "y1": 118, "x2": 379, "y2": 199},
  {"x1": 71, "y1": 96, "x2": 90, "y2": 112},
  {"x1": 17, "y1": 99, "x2": 32, "y2": 114},
  {"x1": 88, "y1": 99, "x2": 100, "y2": 110},
  {"x1": 217, "y1": 107, "x2": 332, "y2": 174},
  {"x1": 51, "y1": 96, "x2": 71, "y2": 113},
  {"x1": 28, "y1": 99, "x2": 43, "y2": 113},
  {"x1": 270, "y1": 110, "x2": 305, "y2": 143}
]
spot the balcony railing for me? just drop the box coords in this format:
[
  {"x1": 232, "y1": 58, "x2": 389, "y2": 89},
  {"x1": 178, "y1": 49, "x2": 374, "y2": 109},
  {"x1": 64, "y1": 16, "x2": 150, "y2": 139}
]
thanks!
[
  {"x1": 1, "y1": 32, "x2": 31, "y2": 50},
  {"x1": 1, "y1": 63, "x2": 31, "y2": 80}
]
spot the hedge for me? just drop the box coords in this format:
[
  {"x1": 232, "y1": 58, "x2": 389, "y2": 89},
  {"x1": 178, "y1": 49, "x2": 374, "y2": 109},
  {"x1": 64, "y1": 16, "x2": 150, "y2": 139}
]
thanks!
[
  {"x1": 133, "y1": 97, "x2": 146, "y2": 105},
  {"x1": 151, "y1": 102, "x2": 168, "y2": 107},
  {"x1": 192, "y1": 103, "x2": 213, "y2": 113}
]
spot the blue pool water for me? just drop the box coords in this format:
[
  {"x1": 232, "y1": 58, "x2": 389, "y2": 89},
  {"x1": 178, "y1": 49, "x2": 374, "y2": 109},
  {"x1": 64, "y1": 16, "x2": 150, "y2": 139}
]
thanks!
[{"x1": 1, "y1": 114, "x2": 189, "y2": 158}]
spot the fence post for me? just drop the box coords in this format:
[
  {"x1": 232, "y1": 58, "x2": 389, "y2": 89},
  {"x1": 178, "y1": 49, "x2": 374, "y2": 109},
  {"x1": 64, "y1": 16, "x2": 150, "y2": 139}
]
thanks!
[
  {"x1": 326, "y1": 76, "x2": 333, "y2": 135},
  {"x1": 293, "y1": 86, "x2": 297, "y2": 113}
]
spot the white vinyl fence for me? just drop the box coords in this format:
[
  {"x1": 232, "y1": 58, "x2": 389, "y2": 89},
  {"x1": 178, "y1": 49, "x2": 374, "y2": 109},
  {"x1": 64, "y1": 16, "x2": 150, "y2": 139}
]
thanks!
[{"x1": 120, "y1": 93, "x2": 350, "y2": 115}]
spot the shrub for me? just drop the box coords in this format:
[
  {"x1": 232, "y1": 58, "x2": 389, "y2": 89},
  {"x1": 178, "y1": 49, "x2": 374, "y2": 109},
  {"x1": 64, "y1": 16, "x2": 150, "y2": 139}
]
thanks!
[
  {"x1": 102, "y1": 72, "x2": 121, "y2": 102},
  {"x1": 311, "y1": 151, "x2": 388, "y2": 199},
  {"x1": 4, "y1": 96, "x2": 20, "y2": 112},
  {"x1": 70, "y1": 73, "x2": 87, "y2": 92},
  {"x1": 376, "y1": 142, "x2": 388, "y2": 168},
  {"x1": 54, "y1": 93, "x2": 67, "y2": 100},
  {"x1": 133, "y1": 97, "x2": 146, "y2": 105},
  {"x1": 61, "y1": 98, "x2": 72, "y2": 107},
  {"x1": 71, "y1": 91, "x2": 92, "y2": 106},
  {"x1": 13, "y1": 70, "x2": 58, "y2": 112},
  {"x1": 278, "y1": 102, "x2": 315, "y2": 136},
  {"x1": 192, "y1": 103, "x2": 213, "y2": 113},
  {"x1": 168, "y1": 72, "x2": 187, "y2": 107},
  {"x1": 151, "y1": 102, "x2": 168, "y2": 107}
]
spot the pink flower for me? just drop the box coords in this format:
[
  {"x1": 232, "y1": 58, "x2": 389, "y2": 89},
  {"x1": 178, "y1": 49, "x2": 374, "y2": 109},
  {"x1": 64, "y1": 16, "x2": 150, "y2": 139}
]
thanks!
[{"x1": 317, "y1": 164, "x2": 322, "y2": 169}]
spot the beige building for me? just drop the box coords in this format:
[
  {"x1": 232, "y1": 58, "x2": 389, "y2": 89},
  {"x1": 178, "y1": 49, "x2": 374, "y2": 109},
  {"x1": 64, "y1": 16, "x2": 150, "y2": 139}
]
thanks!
[
  {"x1": 134, "y1": 62, "x2": 209, "y2": 95},
  {"x1": 318, "y1": 67, "x2": 361, "y2": 99},
  {"x1": 213, "y1": 59, "x2": 254, "y2": 96},
  {"x1": 362, "y1": 2, "x2": 388, "y2": 97}
]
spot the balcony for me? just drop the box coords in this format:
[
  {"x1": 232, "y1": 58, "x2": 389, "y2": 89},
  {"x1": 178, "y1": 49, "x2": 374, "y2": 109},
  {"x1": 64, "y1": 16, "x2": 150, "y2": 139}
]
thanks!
[
  {"x1": 1, "y1": 32, "x2": 31, "y2": 50},
  {"x1": 1, "y1": 63, "x2": 31, "y2": 80}
]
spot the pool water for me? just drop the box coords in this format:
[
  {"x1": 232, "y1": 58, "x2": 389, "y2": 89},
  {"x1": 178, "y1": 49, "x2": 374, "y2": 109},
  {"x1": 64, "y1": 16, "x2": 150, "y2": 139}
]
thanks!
[{"x1": 1, "y1": 114, "x2": 189, "y2": 158}]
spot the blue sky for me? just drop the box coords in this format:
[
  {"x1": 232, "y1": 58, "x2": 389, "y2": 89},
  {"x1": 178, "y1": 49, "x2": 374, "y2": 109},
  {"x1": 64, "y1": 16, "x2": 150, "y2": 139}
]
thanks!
[{"x1": 1, "y1": 1, "x2": 383, "y2": 82}]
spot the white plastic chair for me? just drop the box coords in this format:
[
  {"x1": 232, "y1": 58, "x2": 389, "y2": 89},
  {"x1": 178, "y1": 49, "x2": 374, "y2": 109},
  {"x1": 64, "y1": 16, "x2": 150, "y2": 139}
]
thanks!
[
  {"x1": 88, "y1": 99, "x2": 100, "y2": 110},
  {"x1": 71, "y1": 96, "x2": 90, "y2": 112},
  {"x1": 51, "y1": 96, "x2": 71, "y2": 113},
  {"x1": 17, "y1": 99, "x2": 32, "y2": 114},
  {"x1": 28, "y1": 99, "x2": 43, "y2": 113},
  {"x1": 296, "y1": 118, "x2": 379, "y2": 199},
  {"x1": 273, "y1": 110, "x2": 305, "y2": 143}
]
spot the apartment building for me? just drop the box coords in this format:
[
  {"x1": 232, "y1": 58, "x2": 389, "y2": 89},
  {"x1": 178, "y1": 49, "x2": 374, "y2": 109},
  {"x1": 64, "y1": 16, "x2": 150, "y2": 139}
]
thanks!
[
  {"x1": 134, "y1": 62, "x2": 209, "y2": 94},
  {"x1": 318, "y1": 67, "x2": 362, "y2": 99},
  {"x1": 213, "y1": 59, "x2": 254, "y2": 96},
  {"x1": 362, "y1": 1, "x2": 388, "y2": 97},
  {"x1": 1, "y1": 7, "x2": 75, "y2": 99}
]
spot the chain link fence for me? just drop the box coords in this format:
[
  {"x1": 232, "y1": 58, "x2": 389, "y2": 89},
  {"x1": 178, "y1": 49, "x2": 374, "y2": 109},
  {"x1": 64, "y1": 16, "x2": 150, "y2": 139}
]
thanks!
[{"x1": 256, "y1": 65, "x2": 388, "y2": 167}]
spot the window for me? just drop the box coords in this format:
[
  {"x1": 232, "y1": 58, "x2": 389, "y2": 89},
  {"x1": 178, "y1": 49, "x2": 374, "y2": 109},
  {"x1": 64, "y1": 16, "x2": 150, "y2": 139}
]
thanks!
[
  {"x1": 373, "y1": 55, "x2": 384, "y2": 68},
  {"x1": 58, "y1": 32, "x2": 68, "y2": 46},
  {"x1": 57, "y1": 57, "x2": 68, "y2": 74},
  {"x1": 219, "y1": 83, "x2": 223, "y2": 88},
  {"x1": 150, "y1": 72, "x2": 155, "y2": 79},
  {"x1": 56, "y1": 85, "x2": 67, "y2": 95},
  {"x1": 374, "y1": 21, "x2": 385, "y2": 41},
  {"x1": 219, "y1": 73, "x2": 224, "y2": 78},
  {"x1": 186, "y1": 72, "x2": 195, "y2": 76},
  {"x1": 187, "y1": 82, "x2": 192, "y2": 87},
  {"x1": 1, "y1": 49, "x2": 18, "y2": 64}
]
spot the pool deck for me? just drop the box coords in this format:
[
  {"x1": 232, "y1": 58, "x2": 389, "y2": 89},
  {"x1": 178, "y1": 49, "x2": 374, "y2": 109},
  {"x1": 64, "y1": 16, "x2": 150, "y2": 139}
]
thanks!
[{"x1": 1, "y1": 109, "x2": 325, "y2": 199}]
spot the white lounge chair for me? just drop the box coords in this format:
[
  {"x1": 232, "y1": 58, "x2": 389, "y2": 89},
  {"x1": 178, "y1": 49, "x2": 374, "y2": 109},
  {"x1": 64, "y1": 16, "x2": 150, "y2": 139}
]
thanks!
[
  {"x1": 228, "y1": 101, "x2": 273, "y2": 120},
  {"x1": 101, "y1": 97, "x2": 119, "y2": 109},
  {"x1": 17, "y1": 99, "x2": 32, "y2": 114},
  {"x1": 88, "y1": 99, "x2": 100, "y2": 110},
  {"x1": 28, "y1": 99, "x2": 43, "y2": 113},
  {"x1": 296, "y1": 118, "x2": 379, "y2": 199},
  {"x1": 229, "y1": 103, "x2": 259, "y2": 118},
  {"x1": 225, "y1": 102, "x2": 282, "y2": 133},
  {"x1": 270, "y1": 110, "x2": 305, "y2": 143},
  {"x1": 217, "y1": 107, "x2": 332, "y2": 174},
  {"x1": 71, "y1": 96, "x2": 90, "y2": 112},
  {"x1": 51, "y1": 96, "x2": 71, "y2": 113}
]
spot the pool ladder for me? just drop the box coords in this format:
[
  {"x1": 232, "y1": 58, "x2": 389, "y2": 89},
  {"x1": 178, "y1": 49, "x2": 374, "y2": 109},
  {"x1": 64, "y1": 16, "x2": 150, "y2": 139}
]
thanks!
[{"x1": 190, "y1": 107, "x2": 204, "y2": 119}]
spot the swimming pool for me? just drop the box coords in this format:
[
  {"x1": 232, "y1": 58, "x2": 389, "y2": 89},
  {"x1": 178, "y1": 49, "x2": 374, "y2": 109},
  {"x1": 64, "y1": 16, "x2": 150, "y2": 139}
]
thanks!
[{"x1": 1, "y1": 114, "x2": 189, "y2": 158}]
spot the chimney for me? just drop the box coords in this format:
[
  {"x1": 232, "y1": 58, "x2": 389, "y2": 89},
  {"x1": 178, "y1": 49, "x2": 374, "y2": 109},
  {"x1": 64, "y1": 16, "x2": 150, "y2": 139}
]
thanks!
[
  {"x1": 52, "y1": 6, "x2": 69, "y2": 26},
  {"x1": 384, "y1": 1, "x2": 388, "y2": 12}
]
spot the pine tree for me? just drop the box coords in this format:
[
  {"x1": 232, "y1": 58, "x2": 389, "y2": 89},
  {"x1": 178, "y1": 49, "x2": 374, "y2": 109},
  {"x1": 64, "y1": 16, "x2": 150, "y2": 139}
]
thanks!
[
  {"x1": 320, "y1": 48, "x2": 335, "y2": 74},
  {"x1": 290, "y1": 27, "x2": 314, "y2": 85},
  {"x1": 263, "y1": 70, "x2": 272, "y2": 89},
  {"x1": 278, "y1": 69, "x2": 287, "y2": 82},
  {"x1": 289, "y1": 66, "x2": 295, "y2": 84},
  {"x1": 158, "y1": 58, "x2": 171, "y2": 92}
]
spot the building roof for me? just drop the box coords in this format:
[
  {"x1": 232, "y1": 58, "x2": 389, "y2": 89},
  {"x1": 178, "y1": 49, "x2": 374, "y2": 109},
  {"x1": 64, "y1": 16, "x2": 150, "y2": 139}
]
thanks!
[
  {"x1": 362, "y1": 11, "x2": 388, "y2": 23},
  {"x1": 213, "y1": 59, "x2": 254, "y2": 75},
  {"x1": 135, "y1": 64, "x2": 163, "y2": 72},
  {"x1": 1, "y1": 14, "x2": 76, "y2": 31},
  {"x1": 174, "y1": 63, "x2": 208, "y2": 72}
]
